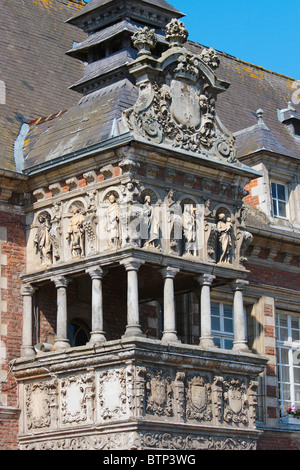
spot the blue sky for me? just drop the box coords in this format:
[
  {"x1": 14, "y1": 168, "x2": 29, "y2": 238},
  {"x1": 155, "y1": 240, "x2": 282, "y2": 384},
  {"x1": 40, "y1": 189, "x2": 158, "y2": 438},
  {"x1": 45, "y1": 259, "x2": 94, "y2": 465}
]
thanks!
[
  {"x1": 84, "y1": 0, "x2": 299, "y2": 79},
  {"x1": 170, "y1": 0, "x2": 300, "y2": 79}
]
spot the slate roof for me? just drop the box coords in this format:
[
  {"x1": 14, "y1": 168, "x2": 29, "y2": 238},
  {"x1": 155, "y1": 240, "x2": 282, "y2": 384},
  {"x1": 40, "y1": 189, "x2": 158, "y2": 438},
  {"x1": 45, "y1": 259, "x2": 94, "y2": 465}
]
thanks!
[
  {"x1": 23, "y1": 79, "x2": 138, "y2": 169},
  {"x1": 3, "y1": 1, "x2": 299, "y2": 175},
  {"x1": 0, "y1": 0, "x2": 86, "y2": 172},
  {"x1": 22, "y1": 42, "x2": 300, "y2": 172},
  {"x1": 67, "y1": 0, "x2": 184, "y2": 23},
  {"x1": 212, "y1": 49, "x2": 300, "y2": 160}
]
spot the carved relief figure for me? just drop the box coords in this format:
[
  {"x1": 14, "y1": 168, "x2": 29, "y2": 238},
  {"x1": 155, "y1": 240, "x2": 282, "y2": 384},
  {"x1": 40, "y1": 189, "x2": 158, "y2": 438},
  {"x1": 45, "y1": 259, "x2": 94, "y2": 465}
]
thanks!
[
  {"x1": 142, "y1": 195, "x2": 160, "y2": 249},
  {"x1": 34, "y1": 211, "x2": 52, "y2": 265},
  {"x1": 164, "y1": 189, "x2": 182, "y2": 253},
  {"x1": 66, "y1": 204, "x2": 85, "y2": 257},
  {"x1": 217, "y1": 213, "x2": 233, "y2": 263},
  {"x1": 182, "y1": 204, "x2": 197, "y2": 256},
  {"x1": 105, "y1": 194, "x2": 120, "y2": 248},
  {"x1": 119, "y1": 182, "x2": 142, "y2": 247}
]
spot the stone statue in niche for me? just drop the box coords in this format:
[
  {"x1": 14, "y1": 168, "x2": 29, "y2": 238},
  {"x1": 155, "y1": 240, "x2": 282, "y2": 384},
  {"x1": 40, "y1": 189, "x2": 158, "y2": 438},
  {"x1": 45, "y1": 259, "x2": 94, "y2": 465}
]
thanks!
[
  {"x1": 119, "y1": 182, "x2": 142, "y2": 248},
  {"x1": 141, "y1": 195, "x2": 160, "y2": 250},
  {"x1": 34, "y1": 211, "x2": 52, "y2": 265},
  {"x1": 105, "y1": 194, "x2": 120, "y2": 249},
  {"x1": 66, "y1": 204, "x2": 85, "y2": 257},
  {"x1": 217, "y1": 213, "x2": 233, "y2": 263},
  {"x1": 164, "y1": 189, "x2": 182, "y2": 254},
  {"x1": 182, "y1": 204, "x2": 197, "y2": 256}
]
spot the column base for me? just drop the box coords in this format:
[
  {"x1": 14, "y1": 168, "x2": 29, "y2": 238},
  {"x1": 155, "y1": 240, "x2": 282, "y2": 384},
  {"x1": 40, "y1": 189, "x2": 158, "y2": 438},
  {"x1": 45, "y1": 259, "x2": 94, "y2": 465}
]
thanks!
[
  {"x1": 233, "y1": 341, "x2": 250, "y2": 353},
  {"x1": 88, "y1": 331, "x2": 106, "y2": 346},
  {"x1": 122, "y1": 324, "x2": 145, "y2": 339},
  {"x1": 21, "y1": 346, "x2": 36, "y2": 358},
  {"x1": 161, "y1": 331, "x2": 180, "y2": 343},
  {"x1": 53, "y1": 338, "x2": 70, "y2": 350},
  {"x1": 199, "y1": 336, "x2": 216, "y2": 349}
]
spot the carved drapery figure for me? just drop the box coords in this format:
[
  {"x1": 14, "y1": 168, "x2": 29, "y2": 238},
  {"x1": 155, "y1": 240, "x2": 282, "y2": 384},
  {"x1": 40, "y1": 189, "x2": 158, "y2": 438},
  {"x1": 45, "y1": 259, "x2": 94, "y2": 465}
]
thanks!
[
  {"x1": 142, "y1": 195, "x2": 160, "y2": 249},
  {"x1": 182, "y1": 204, "x2": 197, "y2": 256},
  {"x1": 119, "y1": 182, "x2": 142, "y2": 247},
  {"x1": 34, "y1": 211, "x2": 52, "y2": 264},
  {"x1": 105, "y1": 194, "x2": 120, "y2": 248},
  {"x1": 164, "y1": 189, "x2": 182, "y2": 254},
  {"x1": 217, "y1": 213, "x2": 233, "y2": 263},
  {"x1": 66, "y1": 204, "x2": 85, "y2": 257}
]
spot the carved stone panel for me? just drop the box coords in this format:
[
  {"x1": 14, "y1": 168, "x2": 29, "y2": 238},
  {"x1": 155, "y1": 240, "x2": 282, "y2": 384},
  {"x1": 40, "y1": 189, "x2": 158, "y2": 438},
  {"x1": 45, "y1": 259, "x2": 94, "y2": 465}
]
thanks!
[
  {"x1": 60, "y1": 372, "x2": 95, "y2": 425},
  {"x1": 98, "y1": 368, "x2": 128, "y2": 422},
  {"x1": 146, "y1": 370, "x2": 173, "y2": 417},
  {"x1": 186, "y1": 375, "x2": 213, "y2": 423}
]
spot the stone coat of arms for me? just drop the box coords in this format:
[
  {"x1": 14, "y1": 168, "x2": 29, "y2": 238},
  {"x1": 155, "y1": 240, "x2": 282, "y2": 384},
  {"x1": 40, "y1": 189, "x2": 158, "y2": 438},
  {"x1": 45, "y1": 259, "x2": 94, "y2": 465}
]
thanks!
[{"x1": 123, "y1": 19, "x2": 238, "y2": 165}]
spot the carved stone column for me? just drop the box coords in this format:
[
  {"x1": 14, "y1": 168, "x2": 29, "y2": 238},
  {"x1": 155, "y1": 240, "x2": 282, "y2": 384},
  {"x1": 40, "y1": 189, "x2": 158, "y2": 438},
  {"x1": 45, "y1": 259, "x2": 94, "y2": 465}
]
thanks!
[
  {"x1": 121, "y1": 259, "x2": 144, "y2": 338},
  {"x1": 21, "y1": 284, "x2": 37, "y2": 357},
  {"x1": 197, "y1": 274, "x2": 216, "y2": 348},
  {"x1": 52, "y1": 276, "x2": 70, "y2": 350},
  {"x1": 232, "y1": 279, "x2": 249, "y2": 352},
  {"x1": 86, "y1": 266, "x2": 106, "y2": 345},
  {"x1": 161, "y1": 267, "x2": 180, "y2": 342}
]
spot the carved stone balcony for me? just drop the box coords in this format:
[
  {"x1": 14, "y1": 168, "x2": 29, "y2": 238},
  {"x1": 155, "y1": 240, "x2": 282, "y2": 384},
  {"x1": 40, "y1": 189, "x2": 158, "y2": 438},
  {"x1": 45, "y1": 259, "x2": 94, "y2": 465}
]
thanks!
[{"x1": 14, "y1": 337, "x2": 267, "y2": 450}]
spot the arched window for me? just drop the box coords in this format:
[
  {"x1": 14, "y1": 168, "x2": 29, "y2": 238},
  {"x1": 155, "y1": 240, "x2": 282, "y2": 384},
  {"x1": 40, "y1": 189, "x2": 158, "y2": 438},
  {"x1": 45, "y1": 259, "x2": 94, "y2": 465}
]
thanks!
[{"x1": 67, "y1": 320, "x2": 90, "y2": 347}]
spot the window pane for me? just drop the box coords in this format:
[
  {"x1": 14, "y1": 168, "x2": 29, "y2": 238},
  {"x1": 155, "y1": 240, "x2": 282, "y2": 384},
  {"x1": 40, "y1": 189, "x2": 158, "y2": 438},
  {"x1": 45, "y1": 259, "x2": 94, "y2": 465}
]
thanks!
[
  {"x1": 272, "y1": 199, "x2": 278, "y2": 216},
  {"x1": 224, "y1": 318, "x2": 234, "y2": 333},
  {"x1": 211, "y1": 303, "x2": 219, "y2": 316},
  {"x1": 212, "y1": 316, "x2": 220, "y2": 331},
  {"x1": 278, "y1": 200, "x2": 286, "y2": 217},
  {"x1": 277, "y1": 184, "x2": 286, "y2": 201},
  {"x1": 280, "y1": 327, "x2": 289, "y2": 342},
  {"x1": 292, "y1": 330, "x2": 300, "y2": 343},
  {"x1": 280, "y1": 348, "x2": 289, "y2": 364},
  {"x1": 213, "y1": 337, "x2": 221, "y2": 348},
  {"x1": 295, "y1": 385, "x2": 300, "y2": 403},
  {"x1": 294, "y1": 367, "x2": 300, "y2": 384},
  {"x1": 224, "y1": 305, "x2": 233, "y2": 318},
  {"x1": 280, "y1": 365, "x2": 290, "y2": 383},
  {"x1": 279, "y1": 314, "x2": 288, "y2": 327},
  {"x1": 291, "y1": 316, "x2": 299, "y2": 329},
  {"x1": 224, "y1": 338, "x2": 234, "y2": 350},
  {"x1": 271, "y1": 182, "x2": 277, "y2": 198},
  {"x1": 282, "y1": 383, "x2": 291, "y2": 401}
]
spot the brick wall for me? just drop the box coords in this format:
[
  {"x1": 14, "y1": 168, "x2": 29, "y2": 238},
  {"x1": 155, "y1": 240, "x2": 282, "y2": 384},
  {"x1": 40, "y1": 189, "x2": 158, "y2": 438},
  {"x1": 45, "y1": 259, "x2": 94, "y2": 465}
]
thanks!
[
  {"x1": 257, "y1": 432, "x2": 300, "y2": 450},
  {"x1": 246, "y1": 264, "x2": 300, "y2": 291},
  {"x1": 0, "y1": 209, "x2": 26, "y2": 450}
]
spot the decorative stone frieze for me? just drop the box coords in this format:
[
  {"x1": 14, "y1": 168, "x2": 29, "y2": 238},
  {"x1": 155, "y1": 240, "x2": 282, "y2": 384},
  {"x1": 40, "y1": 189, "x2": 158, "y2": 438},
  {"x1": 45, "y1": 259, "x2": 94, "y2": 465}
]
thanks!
[{"x1": 15, "y1": 339, "x2": 266, "y2": 450}]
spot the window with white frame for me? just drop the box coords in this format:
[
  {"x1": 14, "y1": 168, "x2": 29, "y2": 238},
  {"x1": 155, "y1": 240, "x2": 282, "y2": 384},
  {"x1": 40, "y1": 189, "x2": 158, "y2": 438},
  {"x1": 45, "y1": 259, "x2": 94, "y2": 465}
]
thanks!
[
  {"x1": 271, "y1": 181, "x2": 289, "y2": 219},
  {"x1": 276, "y1": 313, "x2": 300, "y2": 419},
  {"x1": 211, "y1": 302, "x2": 234, "y2": 350}
]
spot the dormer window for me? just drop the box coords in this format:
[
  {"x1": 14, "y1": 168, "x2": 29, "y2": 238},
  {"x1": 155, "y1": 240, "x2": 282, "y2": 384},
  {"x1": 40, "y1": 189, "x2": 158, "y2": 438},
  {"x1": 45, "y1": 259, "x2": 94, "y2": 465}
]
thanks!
[
  {"x1": 277, "y1": 103, "x2": 300, "y2": 139},
  {"x1": 271, "y1": 181, "x2": 289, "y2": 219}
]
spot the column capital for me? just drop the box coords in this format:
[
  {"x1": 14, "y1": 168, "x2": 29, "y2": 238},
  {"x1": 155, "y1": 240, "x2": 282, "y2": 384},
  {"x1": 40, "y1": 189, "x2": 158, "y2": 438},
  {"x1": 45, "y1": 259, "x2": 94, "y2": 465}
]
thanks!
[
  {"x1": 120, "y1": 258, "x2": 145, "y2": 272},
  {"x1": 21, "y1": 283, "x2": 37, "y2": 296},
  {"x1": 86, "y1": 266, "x2": 105, "y2": 280},
  {"x1": 160, "y1": 266, "x2": 180, "y2": 279},
  {"x1": 51, "y1": 275, "x2": 70, "y2": 289},
  {"x1": 197, "y1": 273, "x2": 215, "y2": 286},
  {"x1": 231, "y1": 279, "x2": 249, "y2": 292}
]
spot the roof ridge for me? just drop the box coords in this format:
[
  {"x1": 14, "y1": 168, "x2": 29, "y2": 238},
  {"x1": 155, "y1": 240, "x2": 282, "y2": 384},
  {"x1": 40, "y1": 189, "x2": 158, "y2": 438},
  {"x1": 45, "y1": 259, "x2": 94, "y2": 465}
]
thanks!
[{"x1": 187, "y1": 39, "x2": 297, "y2": 81}]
